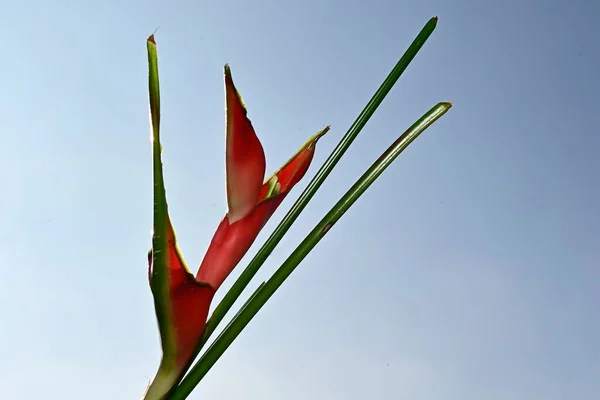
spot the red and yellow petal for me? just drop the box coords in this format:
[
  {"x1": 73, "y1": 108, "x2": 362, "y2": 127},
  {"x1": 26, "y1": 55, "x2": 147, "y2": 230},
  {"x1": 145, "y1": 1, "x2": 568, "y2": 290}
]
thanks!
[
  {"x1": 225, "y1": 65, "x2": 266, "y2": 224},
  {"x1": 195, "y1": 198, "x2": 280, "y2": 289},
  {"x1": 146, "y1": 220, "x2": 215, "y2": 398},
  {"x1": 195, "y1": 128, "x2": 327, "y2": 290},
  {"x1": 259, "y1": 127, "x2": 328, "y2": 200},
  {"x1": 163, "y1": 222, "x2": 215, "y2": 367}
]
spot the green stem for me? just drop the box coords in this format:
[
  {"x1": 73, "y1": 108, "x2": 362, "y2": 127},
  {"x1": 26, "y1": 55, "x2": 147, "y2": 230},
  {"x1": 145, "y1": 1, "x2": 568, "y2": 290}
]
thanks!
[
  {"x1": 170, "y1": 101, "x2": 452, "y2": 399},
  {"x1": 201, "y1": 14, "x2": 437, "y2": 354}
]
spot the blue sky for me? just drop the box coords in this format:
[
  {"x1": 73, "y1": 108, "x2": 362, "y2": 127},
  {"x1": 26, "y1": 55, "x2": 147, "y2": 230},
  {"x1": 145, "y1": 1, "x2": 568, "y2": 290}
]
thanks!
[{"x1": 1, "y1": 0, "x2": 599, "y2": 399}]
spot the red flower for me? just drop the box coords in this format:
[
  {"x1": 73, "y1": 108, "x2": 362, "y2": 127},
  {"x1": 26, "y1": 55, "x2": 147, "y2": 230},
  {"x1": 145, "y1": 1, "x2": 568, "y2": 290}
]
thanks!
[
  {"x1": 196, "y1": 65, "x2": 326, "y2": 290},
  {"x1": 145, "y1": 52, "x2": 326, "y2": 399}
]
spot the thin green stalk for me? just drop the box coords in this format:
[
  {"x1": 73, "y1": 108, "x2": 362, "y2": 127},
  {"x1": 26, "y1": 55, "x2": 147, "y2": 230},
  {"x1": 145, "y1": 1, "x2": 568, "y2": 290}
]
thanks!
[
  {"x1": 200, "y1": 15, "x2": 438, "y2": 351},
  {"x1": 170, "y1": 102, "x2": 452, "y2": 399}
]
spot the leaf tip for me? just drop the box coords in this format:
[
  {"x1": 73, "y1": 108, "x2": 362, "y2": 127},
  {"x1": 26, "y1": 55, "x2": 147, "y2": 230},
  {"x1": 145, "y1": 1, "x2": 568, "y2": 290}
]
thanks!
[
  {"x1": 148, "y1": 27, "x2": 160, "y2": 44},
  {"x1": 429, "y1": 16, "x2": 438, "y2": 28}
]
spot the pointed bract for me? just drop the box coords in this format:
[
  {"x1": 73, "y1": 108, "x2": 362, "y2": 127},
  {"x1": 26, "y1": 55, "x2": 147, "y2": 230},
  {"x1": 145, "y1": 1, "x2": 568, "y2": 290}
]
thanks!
[
  {"x1": 161, "y1": 222, "x2": 215, "y2": 368},
  {"x1": 196, "y1": 129, "x2": 327, "y2": 290},
  {"x1": 260, "y1": 128, "x2": 327, "y2": 199},
  {"x1": 225, "y1": 65, "x2": 266, "y2": 224},
  {"x1": 146, "y1": 221, "x2": 216, "y2": 399}
]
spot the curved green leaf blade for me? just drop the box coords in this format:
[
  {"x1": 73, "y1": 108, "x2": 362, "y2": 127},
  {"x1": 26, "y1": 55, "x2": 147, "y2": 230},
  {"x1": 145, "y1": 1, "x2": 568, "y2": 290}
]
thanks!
[{"x1": 170, "y1": 102, "x2": 452, "y2": 399}]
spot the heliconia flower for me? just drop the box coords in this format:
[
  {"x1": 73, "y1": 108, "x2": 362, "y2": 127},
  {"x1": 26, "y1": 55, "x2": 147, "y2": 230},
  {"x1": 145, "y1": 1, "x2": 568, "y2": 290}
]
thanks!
[
  {"x1": 195, "y1": 65, "x2": 327, "y2": 291},
  {"x1": 145, "y1": 37, "x2": 327, "y2": 400}
]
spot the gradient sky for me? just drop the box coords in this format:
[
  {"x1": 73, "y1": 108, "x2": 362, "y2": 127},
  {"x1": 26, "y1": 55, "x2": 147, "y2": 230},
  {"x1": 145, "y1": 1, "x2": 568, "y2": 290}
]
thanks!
[{"x1": 1, "y1": 0, "x2": 599, "y2": 399}]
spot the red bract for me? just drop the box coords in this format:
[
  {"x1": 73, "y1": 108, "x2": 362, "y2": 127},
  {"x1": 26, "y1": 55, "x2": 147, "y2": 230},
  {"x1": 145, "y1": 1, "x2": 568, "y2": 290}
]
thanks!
[
  {"x1": 196, "y1": 66, "x2": 325, "y2": 290},
  {"x1": 145, "y1": 59, "x2": 325, "y2": 399}
]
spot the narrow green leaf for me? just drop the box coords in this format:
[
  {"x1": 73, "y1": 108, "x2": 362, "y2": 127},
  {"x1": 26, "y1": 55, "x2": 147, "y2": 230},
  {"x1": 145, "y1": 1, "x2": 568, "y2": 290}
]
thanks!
[
  {"x1": 170, "y1": 102, "x2": 452, "y2": 399},
  {"x1": 144, "y1": 34, "x2": 179, "y2": 400},
  {"x1": 201, "y1": 14, "x2": 439, "y2": 350},
  {"x1": 147, "y1": 33, "x2": 176, "y2": 361}
]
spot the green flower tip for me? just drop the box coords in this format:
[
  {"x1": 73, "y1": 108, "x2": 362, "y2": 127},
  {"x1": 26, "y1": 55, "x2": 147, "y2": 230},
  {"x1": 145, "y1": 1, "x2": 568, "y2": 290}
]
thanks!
[{"x1": 309, "y1": 126, "x2": 330, "y2": 147}]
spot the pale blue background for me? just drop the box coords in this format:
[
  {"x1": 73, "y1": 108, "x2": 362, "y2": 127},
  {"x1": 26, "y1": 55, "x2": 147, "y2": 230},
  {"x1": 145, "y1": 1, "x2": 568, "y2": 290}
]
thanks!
[{"x1": 1, "y1": 0, "x2": 598, "y2": 399}]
